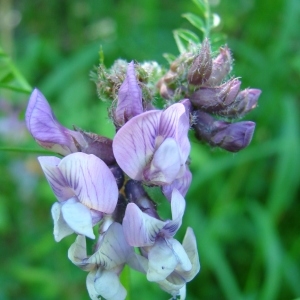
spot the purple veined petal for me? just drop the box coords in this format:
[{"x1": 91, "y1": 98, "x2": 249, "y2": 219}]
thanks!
[
  {"x1": 88, "y1": 223, "x2": 133, "y2": 268},
  {"x1": 162, "y1": 168, "x2": 192, "y2": 201},
  {"x1": 94, "y1": 269, "x2": 126, "y2": 300},
  {"x1": 86, "y1": 270, "x2": 101, "y2": 300},
  {"x1": 61, "y1": 197, "x2": 95, "y2": 239},
  {"x1": 25, "y1": 88, "x2": 80, "y2": 155},
  {"x1": 122, "y1": 203, "x2": 165, "y2": 247},
  {"x1": 147, "y1": 237, "x2": 178, "y2": 282},
  {"x1": 144, "y1": 137, "x2": 181, "y2": 184},
  {"x1": 113, "y1": 110, "x2": 161, "y2": 180},
  {"x1": 58, "y1": 152, "x2": 118, "y2": 213},
  {"x1": 161, "y1": 189, "x2": 186, "y2": 238},
  {"x1": 115, "y1": 61, "x2": 143, "y2": 126},
  {"x1": 51, "y1": 202, "x2": 74, "y2": 242},
  {"x1": 38, "y1": 156, "x2": 74, "y2": 202}
]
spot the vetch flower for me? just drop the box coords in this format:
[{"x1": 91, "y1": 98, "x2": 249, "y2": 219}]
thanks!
[
  {"x1": 26, "y1": 89, "x2": 115, "y2": 164},
  {"x1": 38, "y1": 152, "x2": 119, "y2": 241},
  {"x1": 68, "y1": 222, "x2": 133, "y2": 300},
  {"x1": 123, "y1": 189, "x2": 192, "y2": 280},
  {"x1": 113, "y1": 103, "x2": 190, "y2": 185}
]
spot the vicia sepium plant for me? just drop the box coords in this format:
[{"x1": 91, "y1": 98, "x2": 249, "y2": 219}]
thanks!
[{"x1": 25, "y1": 33, "x2": 261, "y2": 299}]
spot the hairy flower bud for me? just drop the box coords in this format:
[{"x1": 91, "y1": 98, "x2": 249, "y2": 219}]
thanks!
[
  {"x1": 190, "y1": 78, "x2": 241, "y2": 113},
  {"x1": 193, "y1": 110, "x2": 255, "y2": 152},
  {"x1": 73, "y1": 127, "x2": 115, "y2": 165},
  {"x1": 206, "y1": 46, "x2": 232, "y2": 86},
  {"x1": 218, "y1": 88, "x2": 261, "y2": 118},
  {"x1": 188, "y1": 38, "x2": 212, "y2": 85}
]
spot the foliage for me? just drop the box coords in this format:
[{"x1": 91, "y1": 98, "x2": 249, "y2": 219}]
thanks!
[{"x1": 0, "y1": 0, "x2": 300, "y2": 299}]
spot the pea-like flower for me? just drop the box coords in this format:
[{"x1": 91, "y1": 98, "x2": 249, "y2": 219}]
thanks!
[
  {"x1": 38, "y1": 152, "x2": 119, "y2": 241},
  {"x1": 122, "y1": 189, "x2": 199, "y2": 298},
  {"x1": 68, "y1": 222, "x2": 134, "y2": 300},
  {"x1": 113, "y1": 103, "x2": 190, "y2": 186}
]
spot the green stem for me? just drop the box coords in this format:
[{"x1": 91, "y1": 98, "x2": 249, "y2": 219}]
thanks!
[{"x1": 0, "y1": 147, "x2": 53, "y2": 155}]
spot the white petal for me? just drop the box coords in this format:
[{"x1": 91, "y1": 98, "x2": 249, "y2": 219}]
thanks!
[
  {"x1": 147, "y1": 238, "x2": 178, "y2": 282},
  {"x1": 170, "y1": 239, "x2": 192, "y2": 272},
  {"x1": 86, "y1": 270, "x2": 101, "y2": 300},
  {"x1": 51, "y1": 202, "x2": 74, "y2": 241},
  {"x1": 61, "y1": 198, "x2": 95, "y2": 239},
  {"x1": 94, "y1": 269, "x2": 126, "y2": 300}
]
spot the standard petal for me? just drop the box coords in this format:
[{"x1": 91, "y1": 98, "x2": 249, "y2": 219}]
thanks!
[
  {"x1": 113, "y1": 110, "x2": 161, "y2": 180},
  {"x1": 115, "y1": 61, "x2": 143, "y2": 125},
  {"x1": 38, "y1": 156, "x2": 74, "y2": 201},
  {"x1": 94, "y1": 269, "x2": 126, "y2": 300},
  {"x1": 25, "y1": 88, "x2": 79, "y2": 155},
  {"x1": 122, "y1": 203, "x2": 165, "y2": 247},
  {"x1": 61, "y1": 198, "x2": 95, "y2": 239},
  {"x1": 144, "y1": 137, "x2": 181, "y2": 184},
  {"x1": 51, "y1": 202, "x2": 74, "y2": 242},
  {"x1": 58, "y1": 152, "x2": 118, "y2": 213},
  {"x1": 147, "y1": 237, "x2": 178, "y2": 282}
]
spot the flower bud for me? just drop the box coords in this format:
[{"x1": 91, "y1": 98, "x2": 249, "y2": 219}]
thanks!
[
  {"x1": 190, "y1": 78, "x2": 241, "y2": 113},
  {"x1": 124, "y1": 180, "x2": 159, "y2": 218},
  {"x1": 211, "y1": 121, "x2": 255, "y2": 152},
  {"x1": 188, "y1": 38, "x2": 212, "y2": 85},
  {"x1": 73, "y1": 127, "x2": 115, "y2": 165},
  {"x1": 206, "y1": 46, "x2": 232, "y2": 86},
  {"x1": 218, "y1": 88, "x2": 261, "y2": 118},
  {"x1": 193, "y1": 110, "x2": 255, "y2": 152}
]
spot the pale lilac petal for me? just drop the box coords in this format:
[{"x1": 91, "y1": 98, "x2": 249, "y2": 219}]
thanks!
[
  {"x1": 162, "y1": 168, "x2": 192, "y2": 201},
  {"x1": 115, "y1": 61, "x2": 143, "y2": 125},
  {"x1": 25, "y1": 88, "x2": 79, "y2": 155},
  {"x1": 113, "y1": 110, "x2": 161, "y2": 180},
  {"x1": 61, "y1": 198, "x2": 95, "y2": 239},
  {"x1": 127, "y1": 252, "x2": 148, "y2": 274},
  {"x1": 86, "y1": 270, "x2": 101, "y2": 300},
  {"x1": 158, "y1": 276, "x2": 186, "y2": 299},
  {"x1": 94, "y1": 269, "x2": 126, "y2": 300},
  {"x1": 170, "y1": 239, "x2": 192, "y2": 272},
  {"x1": 147, "y1": 237, "x2": 178, "y2": 281},
  {"x1": 38, "y1": 156, "x2": 74, "y2": 202},
  {"x1": 161, "y1": 189, "x2": 186, "y2": 238},
  {"x1": 88, "y1": 223, "x2": 132, "y2": 268},
  {"x1": 122, "y1": 203, "x2": 165, "y2": 247},
  {"x1": 58, "y1": 152, "x2": 118, "y2": 212},
  {"x1": 144, "y1": 138, "x2": 181, "y2": 184},
  {"x1": 180, "y1": 227, "x2": 200, "y2": 282},
  {"x1": 51, "y1": 202, "x2": 74, "y2": 242}
]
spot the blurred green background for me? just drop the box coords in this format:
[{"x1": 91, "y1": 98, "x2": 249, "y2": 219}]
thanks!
[{"x1": 1, "y1": 0, "x2": 300, "y2": 299}]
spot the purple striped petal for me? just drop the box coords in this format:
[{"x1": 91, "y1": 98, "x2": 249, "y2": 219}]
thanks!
[
  {"x1": 26, "y1": 89, "x2": 82, "y2": 155},
  {"x1": 58, "y1": 153, "x2": 118, "y2": 213},
  {"x1": 122, "y1": 203, "x2": 165, "y2": 247},
  {"x1": 115, "y1": 61, "x2": 143, "y2": 126},
  {"x1": 38, "y1": 156, "x2": 74, "y2": 202},
  {"x1": 113, "y1": 110, "x2": 161, "y2": 180}
]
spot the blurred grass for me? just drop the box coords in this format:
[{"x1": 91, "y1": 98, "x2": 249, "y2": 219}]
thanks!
[{"x1": 0, "y1": 0, "x2": 300, "y2": 299}]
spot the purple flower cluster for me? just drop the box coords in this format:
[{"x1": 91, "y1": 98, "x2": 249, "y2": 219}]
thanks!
[{"x1": 25, "y1": 40, "x2": 260, "y2": 300}]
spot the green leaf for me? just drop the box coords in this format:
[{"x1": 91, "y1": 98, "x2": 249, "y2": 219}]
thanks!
[
  {"x1": 173, "y1": 29, "x2": 200, "y2": 54},
  {"x1": 191, "y1": 0, "x2": 208, "y2": 17},
  {"x1": 162, "y1": 53, "x2": 177, "y2": 64},
  {"x1": 182, "y1": 13, "x2": 206, "y2": 33},
  {"x1": 0, "y1": 46, "x2": 32, "y2": 94}
]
